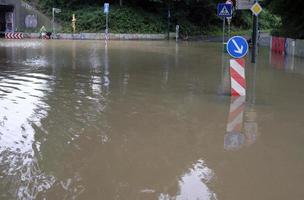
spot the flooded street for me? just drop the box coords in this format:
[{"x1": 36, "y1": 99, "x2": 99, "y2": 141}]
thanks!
[{"x1": 0, "y1": 39, "x2": 304, "y2": 200}]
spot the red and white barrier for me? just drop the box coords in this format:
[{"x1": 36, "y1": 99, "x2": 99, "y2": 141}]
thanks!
[
  {"x1": 5, "y1": 32, "x2": 24, "y2": 39},
  {"x1": 230, "y1": 58, "x2": 246, "y2": 96},
  {"x1": 271, "y1": 36, "x2": 285, "y2": 54}
]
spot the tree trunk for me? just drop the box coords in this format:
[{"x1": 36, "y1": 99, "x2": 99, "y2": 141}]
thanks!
[{"x1": 120, "y1": 0, "x2": 123, "y2": 6}]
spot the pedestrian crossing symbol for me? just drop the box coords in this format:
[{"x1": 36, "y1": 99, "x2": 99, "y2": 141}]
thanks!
[
  {"x1": 220, "y1": 6, "x2": 230, "y2": 15},
  {"x1": 217, "y1": 3, "x2": 233, "y2": 17}
]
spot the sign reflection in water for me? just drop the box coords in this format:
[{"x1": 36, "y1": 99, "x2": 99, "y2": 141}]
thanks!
[{"x1": 270, "y1": 49, "x2": 304, "y2": 75}]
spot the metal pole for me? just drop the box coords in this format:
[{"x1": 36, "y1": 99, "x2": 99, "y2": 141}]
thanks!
[
  {"x1": 227, "y1": 20, "x2": 231, "y2": 39},
  {"x1": 167, "y1": 3, "x2": 171, "y2": 40},
  {"x1": 222, "y1": 17, "x2": 226, "y2": 50},
  {"x1": 176, "y1": 25, "x2": 179, "y2": 42},
  {"x1": 52, "y1": 8, "x2": 55, "y2": 35},
  {"x1": 105, "y1": 13, "x2": 109, "y2": 40},
  {"x1": 252, "y1": 62, "x2": 257, "y2": 105},
  {"x1": 251, "y1": 0, "x2": 259, "y2": 63}
]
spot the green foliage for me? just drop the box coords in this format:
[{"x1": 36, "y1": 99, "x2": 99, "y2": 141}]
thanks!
[
  {"x1": 109, "y1": 7, "x2": 165, "y2": 33},
  {"x1": 56, "y1": 6, "x2": 166, "y2": 33},
  {"x1": 232, "y1": 11, "x2": 252, "y2": 29},
  {"x1": 259, "y1": 9, "x2": 281, "y2": 30},
  {"x1": 265, "y1": 0, "x2": 304, "y2": 38},
  {"x1": 35, "y1": 0, "x2": 280, "y2": 36},
  {"x1": 177, "y1": 20, "x2": 204, "y2": 38},
  {"x1": 229, "y1": 9, "x2": 280, "y2": 31}
]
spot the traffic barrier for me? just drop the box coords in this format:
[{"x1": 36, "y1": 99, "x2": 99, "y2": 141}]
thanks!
[
  {"x1": 5, "y1": 32, "x2": 24, "y2": 39},
  {"x1": 295, "y1": 39, "x2": 304, "y2": 58},
  {"x1": 230, "y1": 58, "x2": 246, "y2": 96},
  {"x1": 285, "y1": 38, "x2": 296, "y2": 56},
  {"x1": 271, "y1": 36, "x2": 285, "y2": 54}
]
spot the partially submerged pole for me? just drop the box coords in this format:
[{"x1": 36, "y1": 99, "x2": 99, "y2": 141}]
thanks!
[{"x1": 251, "y1": 0, "x2": 259, "y2": 63}]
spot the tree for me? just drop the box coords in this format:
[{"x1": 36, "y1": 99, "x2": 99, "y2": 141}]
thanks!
[{"x1": 265, "y1": 0, "x2": 304, "y2": 38}]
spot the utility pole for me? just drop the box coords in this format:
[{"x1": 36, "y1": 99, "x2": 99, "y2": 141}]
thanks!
[{"x1": 251, "y1": 0, "x2": 259, "y2": 63}]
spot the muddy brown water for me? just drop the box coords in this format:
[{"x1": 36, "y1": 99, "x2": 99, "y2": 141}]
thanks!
[{"x1": 0, "y1": 40, "x2": 304, "y2": 200}]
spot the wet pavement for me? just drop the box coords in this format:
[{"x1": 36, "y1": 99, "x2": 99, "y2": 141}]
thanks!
[{"x1": 0, "y1": 40, "x2": 304, "y2": 199}]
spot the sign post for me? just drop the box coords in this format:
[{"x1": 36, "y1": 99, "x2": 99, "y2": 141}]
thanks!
[
  {"x1": 225, "y1": 0, "x2": 233, "y2": 39},
  {"x1": 176, "y1": 25, "x2": 179, "y2": 42},
  {"x1": 217, "y1": 3, "x2": 233, "y2": 50},
  {"x1": 104, "y1": 3, "x2": 110, "y2": 40},
  {"x1": 52, "y1": 8, "x2": 61, "y2": 37},
  {"x1": 250, "y1": 1, "x2": 263, "y2": 63},
  {"x1": 167, "y1": 3, "x2": 171, "y2": 40},
  {"x1": 222, "y1": 17, "x2": 226, "y2": 49}
]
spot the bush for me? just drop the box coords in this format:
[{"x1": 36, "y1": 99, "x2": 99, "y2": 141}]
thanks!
[
  {"x1": 55, "y1": 6, "x2": 166, "y2": 33},
  {"x1": 35, "y1": 2, "x2": 280, "y2": 36}
]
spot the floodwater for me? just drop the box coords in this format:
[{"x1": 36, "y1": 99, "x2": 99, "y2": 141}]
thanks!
[{"x1": 0, "y1": 39, "x2": 304, "y2": 200}]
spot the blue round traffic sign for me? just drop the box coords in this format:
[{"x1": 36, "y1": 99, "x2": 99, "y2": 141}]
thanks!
[{"x1": 226, "y1": 36, "x2": 249, "y2": 58}]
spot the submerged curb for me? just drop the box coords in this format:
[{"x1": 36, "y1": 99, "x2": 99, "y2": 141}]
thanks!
[{"x1": 22, "y1": 33, "x2": 167, "y2": 40}]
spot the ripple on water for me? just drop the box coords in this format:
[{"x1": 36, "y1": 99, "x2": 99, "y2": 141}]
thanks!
[{"x1": 0, "y1": 71, "x2": 55, "y2": 199}]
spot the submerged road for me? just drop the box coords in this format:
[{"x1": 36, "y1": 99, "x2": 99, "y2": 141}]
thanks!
[{"x1": 0, "y1": 40, "x2": 304, "y2": 199}]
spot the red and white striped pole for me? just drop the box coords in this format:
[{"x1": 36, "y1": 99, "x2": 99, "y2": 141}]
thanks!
[{"x1": 230, "y1": 58, "x2": 246, "y2": 96}]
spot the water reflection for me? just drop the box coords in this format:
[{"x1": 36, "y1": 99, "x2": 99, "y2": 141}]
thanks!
[
  {"x1": 0, "y1": 40, "x2": 223, "y2": 199},
  {"x1": 224, "y1": 97, "x2": 246, "y2": 151},
  {"x1": 159, "y1": 160, "x2": 217, "y2": 200},
  {"x1": 0, "y1": 40, "x2": 114, "y2": 199},
  {"x1": 103, "y1": 41, "x2": 110, "y2": 93},
  {"x1": 224, "y1": 61, "x2": 258, "y2": 151},
  {"x1": 0, "y1": 71, "x2": 55, "y2": 199},
  {"x1": 270, "y1": 51, "x2": 285, "y2": 70},
  {"x1": 217, "y1": 51, "x2": 231, "y2": 96},
  {"x1": 2, "y1": 40, "x2": 304, "y2": 199},
  {"x1": 270, "y1": 50, "x2": 304, "y2": 74}
]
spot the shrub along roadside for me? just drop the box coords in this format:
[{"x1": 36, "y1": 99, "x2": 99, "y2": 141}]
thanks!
[
  {"x1": 56, "y1": 6, "x2": 165, "y2": 34},
  {"x1": 50, "y1": 5, "x2": 216, "y2": 37},
  {"x1": 41, "y1": 5, "x2": 280, "y2": 38}
]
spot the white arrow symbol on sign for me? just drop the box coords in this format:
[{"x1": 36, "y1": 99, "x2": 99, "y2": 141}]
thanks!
[{"x1": 232, "y1": 39, "x2": 244, "y2": 54}]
